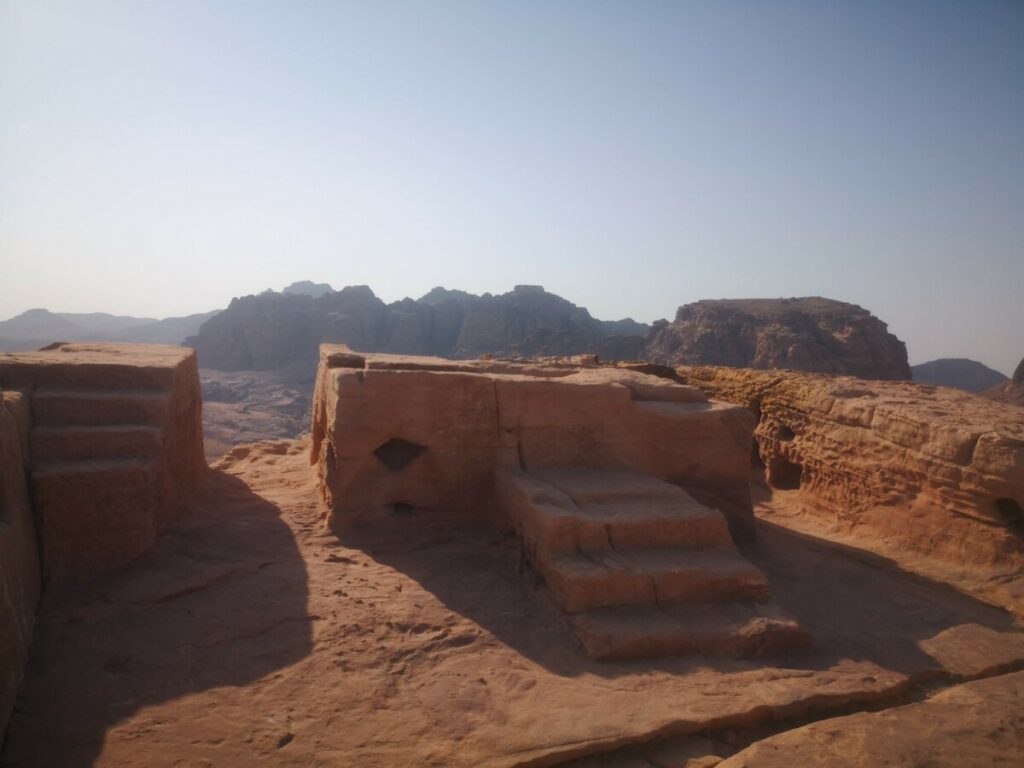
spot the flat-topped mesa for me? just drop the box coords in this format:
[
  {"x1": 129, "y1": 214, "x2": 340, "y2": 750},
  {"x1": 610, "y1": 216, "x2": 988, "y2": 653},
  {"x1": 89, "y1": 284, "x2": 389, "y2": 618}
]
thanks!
[
  {"x1": 311, "y1": 345, "x2": 810, "y2": 660},
  {"x1": 0, "y1": 343, "x2": 206, "y2": 585},
  {"x1": 677, "y1": 365, "x2": 1024, "y2": 616}
]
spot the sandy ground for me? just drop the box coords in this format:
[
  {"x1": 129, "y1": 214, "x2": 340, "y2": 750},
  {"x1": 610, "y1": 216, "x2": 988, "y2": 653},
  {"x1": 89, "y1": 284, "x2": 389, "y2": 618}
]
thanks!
[{"x1": 3, "y1": 440, "x2": 1023, "y2": 767}]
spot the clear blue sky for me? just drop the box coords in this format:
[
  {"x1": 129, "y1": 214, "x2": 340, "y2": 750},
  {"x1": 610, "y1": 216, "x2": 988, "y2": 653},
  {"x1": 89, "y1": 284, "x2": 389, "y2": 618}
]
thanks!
[{"x1": 1, "y1": 1, "x2": 1021, "y2": 373}]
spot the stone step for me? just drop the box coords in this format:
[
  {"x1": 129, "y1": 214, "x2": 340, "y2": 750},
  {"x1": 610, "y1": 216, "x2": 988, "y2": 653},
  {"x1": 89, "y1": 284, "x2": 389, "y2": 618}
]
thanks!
[
  {"x1": 569, "y1": 603, "x2": 812, "y2": 661},
  {"x1": 534, "y1": 468, "x2": 694, "y2": 505},
  {"x1": 541, "y1": 549, "x2": 771, "y2": 614},
  {"x1": 31, "y1": 425, "x2": 162, "y2": 463},
  {"x1": 31, "y1": 389, "x2": 169, "y2": 427},
  {"x1": 499, "y1": 470, "x2": 734, "y2": 556}
]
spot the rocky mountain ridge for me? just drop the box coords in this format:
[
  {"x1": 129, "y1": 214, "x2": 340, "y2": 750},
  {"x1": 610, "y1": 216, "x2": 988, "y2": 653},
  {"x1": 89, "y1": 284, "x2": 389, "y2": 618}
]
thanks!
[
  {"x1": 0, "y1": 308, "x2": 220, "y2": 351},
  {"x1": 188, "y1": 288, "x2": 911, "y2": 382},
  {"x1": 187, "y1": 284, "x2": 650, "y2": 373}
]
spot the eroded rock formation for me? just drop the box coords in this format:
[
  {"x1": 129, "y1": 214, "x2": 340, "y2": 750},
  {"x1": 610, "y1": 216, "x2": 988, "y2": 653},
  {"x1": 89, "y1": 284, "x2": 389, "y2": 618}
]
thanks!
[
  {"x1": 0, "y1": 343, "x2": 207, "y2": 583},
  {"x1": 646, "y1": 297, "x2": 911, "y2": 380},
  {"x1": 676, "y1": 365, "x2": 1024, "y2": 616},
  {"x1": 0, "y1": 390, "x2": 38, "y2": 738}
]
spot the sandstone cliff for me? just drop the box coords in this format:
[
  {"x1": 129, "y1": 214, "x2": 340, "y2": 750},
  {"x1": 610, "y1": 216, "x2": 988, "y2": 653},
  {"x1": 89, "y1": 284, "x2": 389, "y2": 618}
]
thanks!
[
  {"x1": 676, "y1": 365, "x2": 1024, "y2": 616},
  {"x1": 647, "y1": 298, "x2": 911, "y2": 380},
  {"x1": 188, "y1": 285, "x2": 648, "y2": 372}
]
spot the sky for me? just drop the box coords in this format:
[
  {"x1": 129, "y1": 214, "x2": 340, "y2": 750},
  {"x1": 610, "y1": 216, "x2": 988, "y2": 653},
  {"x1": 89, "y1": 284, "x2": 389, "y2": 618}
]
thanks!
[{"x1": 1, "y1": 1, "x2": 1021, "y2": 374}]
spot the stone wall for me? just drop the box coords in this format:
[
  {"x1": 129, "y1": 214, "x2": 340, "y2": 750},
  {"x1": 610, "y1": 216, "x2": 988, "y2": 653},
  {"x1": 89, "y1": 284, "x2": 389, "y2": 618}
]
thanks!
[
  {"x1": 311, "y1": 347, "x2": 757, "y2": 541},
  {"x1": 0, "y1": 390, "x2": 39, "y2": 740},
  {"x1": 676, "y1": 365, "x2": 1024, "y2": 615},
  {"x1": 0, "y1": 343, "x2": 206, "y2": 585}
]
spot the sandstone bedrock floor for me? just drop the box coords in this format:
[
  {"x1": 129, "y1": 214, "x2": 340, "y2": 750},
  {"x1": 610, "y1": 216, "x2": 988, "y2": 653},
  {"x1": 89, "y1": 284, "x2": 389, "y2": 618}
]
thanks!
[{"x1": 3, "y1": 440, "x2": 1023, "y2": 768}]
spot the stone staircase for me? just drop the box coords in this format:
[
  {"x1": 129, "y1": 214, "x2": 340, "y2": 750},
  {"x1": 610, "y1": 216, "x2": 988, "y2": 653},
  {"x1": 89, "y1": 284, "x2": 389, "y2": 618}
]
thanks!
[
  {"x1": 0, "y1": 344, "x2": 205, "y2": 585},
  {"x1": 497, "y1": 468, "x2": 809, "y2": 661},
  {"x1": 28, "y1": 387, "x2": 175, "y2": 582}
]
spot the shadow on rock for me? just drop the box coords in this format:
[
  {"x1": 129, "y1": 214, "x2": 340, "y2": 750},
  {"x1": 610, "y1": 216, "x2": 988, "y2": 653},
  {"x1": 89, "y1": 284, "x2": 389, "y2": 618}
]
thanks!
[
  {"x1": 1, "y1": 470, "x2": 313, "y2": 768},
  {"x1": 341, "y1": 508, "x2": 1022, "y2": 683}
]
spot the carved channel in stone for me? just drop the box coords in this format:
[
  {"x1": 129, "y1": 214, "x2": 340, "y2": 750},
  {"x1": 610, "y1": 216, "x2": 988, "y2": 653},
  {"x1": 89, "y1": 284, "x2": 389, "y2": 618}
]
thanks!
[{"x1": 373, "y1": 438, "x2": 426, "y2": 471}]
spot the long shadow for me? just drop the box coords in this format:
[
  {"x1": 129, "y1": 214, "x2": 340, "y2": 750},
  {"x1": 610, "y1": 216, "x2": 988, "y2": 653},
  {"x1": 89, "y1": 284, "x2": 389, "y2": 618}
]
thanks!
[
  {"x1": 341, "y1": 507, "x2": 1022, "y2": 682},
  {"x1": 745, "y1": 518, "x2": 1020, "y2": 674},
  {"x1": 0, "y1": 470, "x2": 312, "y2": 768}
]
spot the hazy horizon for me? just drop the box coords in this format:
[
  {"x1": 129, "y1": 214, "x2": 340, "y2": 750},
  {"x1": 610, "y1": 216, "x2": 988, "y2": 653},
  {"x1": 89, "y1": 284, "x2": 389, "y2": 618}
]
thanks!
[{"x1": 2, "y1": 2, "x2": 1022, "y2": 375}]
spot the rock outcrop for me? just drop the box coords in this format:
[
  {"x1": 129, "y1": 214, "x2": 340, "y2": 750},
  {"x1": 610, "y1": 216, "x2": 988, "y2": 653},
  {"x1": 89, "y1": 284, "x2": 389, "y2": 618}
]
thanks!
[
  {"x1": 0, "y1": 390, "x2": 39, "y2": 739},
  {"x1": 983, "y1": 356, "x2": 1024, "y2": 408},
  {"x1": 912, "y1": 357, "x2": 1008, "y2": 392},
  {"x1": 0, "y1": 343, "x2": 207, "y2": 584},
  {"x1": 676, "y1": 365, "x2": 1024, "y2": 616},
  {"x1": 646, "y1": 298, "x2": 911, "y2": 380},
  {"x1": 189, "y1": 284, "x2": 649, "y2": 373}
]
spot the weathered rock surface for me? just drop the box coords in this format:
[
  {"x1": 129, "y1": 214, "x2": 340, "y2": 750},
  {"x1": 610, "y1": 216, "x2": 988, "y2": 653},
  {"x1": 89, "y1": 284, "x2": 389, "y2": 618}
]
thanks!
[
  {"x1": 0, "y1": 390, "x2": 39, "y2": 740},
  {"x1": 4, "y1": 439, "x2": 1023, "y2": 766},
  {"x1": 912, "y1": 357, "x2": 1008, "y2": 392},
  {"x1": 676, "y1": 365, "x2": 1024, "y2": 616},
  {"x1": 717, "y1": 670, "x2": 1024, "y2": 768},
  {"x1": 0, "y1": 343, "x2": 208, "y2": 584},
  {"x1": 984, "y1": 356, "x2": 1024, "y2": 408},
  {"x1": 646, "y1": 298, "x2": 911, "y2": 380},
  {"x1": 188, "y1": 284, "x2": 649, "y2": 374}
]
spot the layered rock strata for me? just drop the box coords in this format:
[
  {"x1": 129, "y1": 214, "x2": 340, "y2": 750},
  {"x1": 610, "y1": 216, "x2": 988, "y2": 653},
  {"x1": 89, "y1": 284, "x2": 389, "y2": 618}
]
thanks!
[
  {"x1": 676, "y1": 365, "x2": 1024, "y2": 615},
  {"x1": 310, "y1": 347, "x2": 807, "y2": 659},
  {"x1": 0, "y1": 390, "x2": 39, "y2": 738},
  {"x1": 0, "y1": 343, "x2": 207, "y2": 584}
]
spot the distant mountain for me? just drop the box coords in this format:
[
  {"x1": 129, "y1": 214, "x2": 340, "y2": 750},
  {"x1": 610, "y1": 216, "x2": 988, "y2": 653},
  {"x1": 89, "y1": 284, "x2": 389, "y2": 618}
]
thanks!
[
  {"x1": 911, "y1": 358, "x2": 1008, "y2": 393},
  {"x1": 643, "y1": 297, "x2": 911, "y2": 380},
  {"x1": 105, "y1": 311, "x2": 222, "y2": 345},
  {"x1": 0, "y1": 308, "x2": 218, "y2": 352},
  {"x1": 282, "y1": 280, "x2": 333, "y2": 298},
  {"x1": 0, "y1": 308, "x2": 86, "y2": 346},
  {"x1": 187, "y1": 284, "x2": 649, "y2": 372}
]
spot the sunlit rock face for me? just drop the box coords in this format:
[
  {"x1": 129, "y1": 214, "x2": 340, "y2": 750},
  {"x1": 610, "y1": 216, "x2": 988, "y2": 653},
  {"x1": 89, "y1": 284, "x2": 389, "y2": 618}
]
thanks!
[
  {"x1": 677, "y1": 365, "x2": 1024, "y2": 616},
  {"x1": 645, "y1": 297, "x2": 911, "y2": 381}
]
